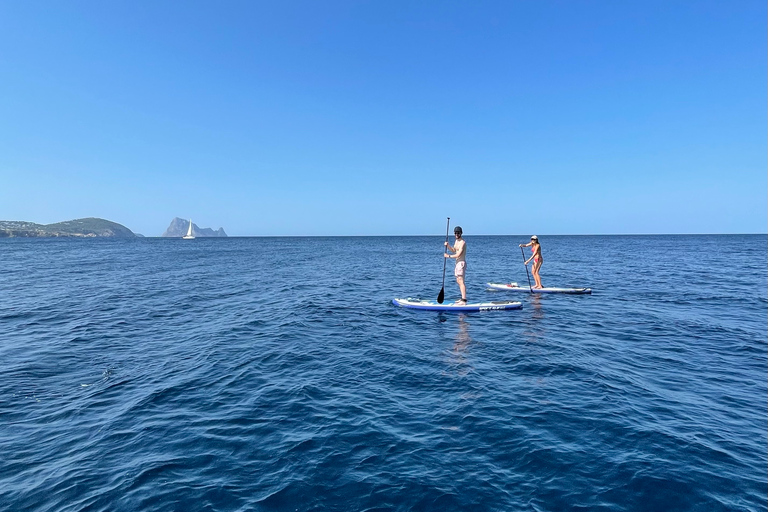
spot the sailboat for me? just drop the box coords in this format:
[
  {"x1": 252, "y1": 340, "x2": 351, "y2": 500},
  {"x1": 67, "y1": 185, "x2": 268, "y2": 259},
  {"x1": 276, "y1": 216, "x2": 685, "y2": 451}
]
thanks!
[{"x1": 182, "y1": 219, "x2": 195, "y2": 239}]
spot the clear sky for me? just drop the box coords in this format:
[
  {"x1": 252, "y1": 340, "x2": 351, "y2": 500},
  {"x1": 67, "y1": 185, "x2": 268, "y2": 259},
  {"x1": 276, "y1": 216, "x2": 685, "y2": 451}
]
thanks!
[{"x1": 1, "y1": 1, "x2": 765, "y2": 236}]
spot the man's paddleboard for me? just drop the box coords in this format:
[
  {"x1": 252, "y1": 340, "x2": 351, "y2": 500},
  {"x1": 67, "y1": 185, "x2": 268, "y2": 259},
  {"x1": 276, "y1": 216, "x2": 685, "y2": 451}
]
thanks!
[
  {"x1": 393, "y1": 298, "x2": 523, "y2": 312},
  {"x1": 487, "y1": 282, "x2": 592, "y2": 294}
]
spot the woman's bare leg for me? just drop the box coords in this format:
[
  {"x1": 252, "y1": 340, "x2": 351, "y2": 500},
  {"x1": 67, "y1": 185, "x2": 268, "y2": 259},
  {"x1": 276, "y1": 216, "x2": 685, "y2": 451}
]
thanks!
[{"x1": 533, "y1": 262, "x2": 543, "y2": 288}]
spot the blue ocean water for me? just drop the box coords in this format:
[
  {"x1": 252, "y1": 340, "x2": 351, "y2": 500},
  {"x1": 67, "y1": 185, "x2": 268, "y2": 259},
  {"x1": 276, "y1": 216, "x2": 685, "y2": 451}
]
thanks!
[{"x1": 1, "y1": 235, "x2": 766, "y2": 512}]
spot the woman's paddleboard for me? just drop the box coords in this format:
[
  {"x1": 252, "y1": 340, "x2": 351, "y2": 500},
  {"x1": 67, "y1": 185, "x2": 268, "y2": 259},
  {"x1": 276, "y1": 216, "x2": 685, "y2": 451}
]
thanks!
[
  {"x1": 487, "y1": 282, "x2": 592, "y2": 294},
  {"x1": 393, "y1": 298, "x2": 523, "y2": 312}
]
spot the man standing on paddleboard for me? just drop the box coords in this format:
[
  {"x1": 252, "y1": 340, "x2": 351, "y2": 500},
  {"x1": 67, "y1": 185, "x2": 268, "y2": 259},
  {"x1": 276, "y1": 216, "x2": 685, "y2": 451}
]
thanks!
[{"x1": 444, "y1": 226, "x2": 467, "y2": 303}]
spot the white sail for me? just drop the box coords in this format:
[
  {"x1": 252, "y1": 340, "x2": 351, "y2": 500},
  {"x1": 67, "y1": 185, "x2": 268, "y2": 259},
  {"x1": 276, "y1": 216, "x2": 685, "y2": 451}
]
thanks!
[{"x1": 183, "y1": 219, "x2": 195, "y2": 239}]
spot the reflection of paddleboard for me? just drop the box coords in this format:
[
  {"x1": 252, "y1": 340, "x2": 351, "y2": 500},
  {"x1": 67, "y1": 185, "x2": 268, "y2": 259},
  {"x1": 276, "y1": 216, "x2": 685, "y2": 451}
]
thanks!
[
  {"x1": 487, "y1": 282, "x2": 592, "y2": 294},
  {"x1": 392, "y1": 298, "x2": 522, "y2": 312}
]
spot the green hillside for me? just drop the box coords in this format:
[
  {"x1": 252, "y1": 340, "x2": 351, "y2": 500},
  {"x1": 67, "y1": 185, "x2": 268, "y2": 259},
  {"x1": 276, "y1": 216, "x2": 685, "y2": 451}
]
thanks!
[{"x1": 0, "y1": 218, "x2": 136, "y2": 238}]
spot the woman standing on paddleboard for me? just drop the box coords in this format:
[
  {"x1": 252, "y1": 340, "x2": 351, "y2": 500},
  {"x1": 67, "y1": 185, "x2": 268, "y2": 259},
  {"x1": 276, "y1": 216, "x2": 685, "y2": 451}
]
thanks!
[{"x1": 520, "y1": 235, "x2": 543, "y2": 289}]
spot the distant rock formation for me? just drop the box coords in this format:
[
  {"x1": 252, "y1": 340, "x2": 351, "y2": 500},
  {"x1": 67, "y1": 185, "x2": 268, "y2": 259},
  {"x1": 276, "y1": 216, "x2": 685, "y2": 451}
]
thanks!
[
  {"x1": 0, "y1": 218, "x2": 136, "y2": 238},
  {"x1": 161, "y1": 218, "x2": 227, "y2": 237}
]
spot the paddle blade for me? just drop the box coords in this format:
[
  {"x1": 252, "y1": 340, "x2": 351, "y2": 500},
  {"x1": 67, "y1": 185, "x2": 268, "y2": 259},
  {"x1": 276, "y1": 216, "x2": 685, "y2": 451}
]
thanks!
[{"x1": 437, "y1": 287, "x2": 445, "y2": 304}]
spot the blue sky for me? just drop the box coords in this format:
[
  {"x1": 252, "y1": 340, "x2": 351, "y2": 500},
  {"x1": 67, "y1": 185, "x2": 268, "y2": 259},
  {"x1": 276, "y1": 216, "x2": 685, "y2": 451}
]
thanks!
[{"x1": 1, "y1": 1, "x2": 765, "y2": 236}]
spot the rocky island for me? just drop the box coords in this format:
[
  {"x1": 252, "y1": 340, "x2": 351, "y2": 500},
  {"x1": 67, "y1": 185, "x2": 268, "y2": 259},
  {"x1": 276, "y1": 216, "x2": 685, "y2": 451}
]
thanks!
[
  {"x1": 161, "y1": 218, "x2": 227, "y2": 237},
  {"x1": 0, "y1": 218, "x2": 137, "y2": 238}
]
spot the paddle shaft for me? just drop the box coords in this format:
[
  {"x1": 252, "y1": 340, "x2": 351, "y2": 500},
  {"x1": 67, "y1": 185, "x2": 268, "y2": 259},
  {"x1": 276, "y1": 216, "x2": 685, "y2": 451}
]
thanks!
[
  {"x1": 438, "y1": 218, "x2": 450, "y2": 303},
  {"x1": 520, "y1": 245, "x2": 533, "y2": 292}
]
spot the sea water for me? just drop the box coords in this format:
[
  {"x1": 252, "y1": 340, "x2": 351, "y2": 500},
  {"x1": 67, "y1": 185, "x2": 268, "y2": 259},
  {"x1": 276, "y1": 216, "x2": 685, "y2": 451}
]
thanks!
[{"x1": 1, "y1": 235, "x2": 766, "y2": 511}]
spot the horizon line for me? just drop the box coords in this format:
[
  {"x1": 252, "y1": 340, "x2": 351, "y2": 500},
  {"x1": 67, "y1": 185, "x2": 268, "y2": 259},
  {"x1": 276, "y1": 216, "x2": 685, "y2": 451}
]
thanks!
[{"x1": 138, "y1": 232, "x2": 767, "y2": 238}]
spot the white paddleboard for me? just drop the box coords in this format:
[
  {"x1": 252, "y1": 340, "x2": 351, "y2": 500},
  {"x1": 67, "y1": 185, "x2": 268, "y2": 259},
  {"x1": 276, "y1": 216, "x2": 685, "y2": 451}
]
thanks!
[
  {"x1": 393, "y1": 298, "x2": 523, "y2": 312},
  {"x1": 487, "y1": 282, "x2": 592, "y2": 294}
]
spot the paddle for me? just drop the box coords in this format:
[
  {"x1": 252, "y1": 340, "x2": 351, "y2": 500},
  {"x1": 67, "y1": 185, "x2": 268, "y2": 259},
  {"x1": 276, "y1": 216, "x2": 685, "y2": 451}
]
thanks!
[
  {"x1": 437, "y1": 217, "x2": 450, "y2": 303},
  {"x1": 520, "y1": 245, "x2": 533, "y2": 292}
]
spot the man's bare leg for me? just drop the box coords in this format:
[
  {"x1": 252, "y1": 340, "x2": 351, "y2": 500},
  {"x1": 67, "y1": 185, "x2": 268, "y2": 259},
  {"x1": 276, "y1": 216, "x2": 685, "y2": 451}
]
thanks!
[{"x1": 457, "y1": 277, "x2": 466, "y2": 302}]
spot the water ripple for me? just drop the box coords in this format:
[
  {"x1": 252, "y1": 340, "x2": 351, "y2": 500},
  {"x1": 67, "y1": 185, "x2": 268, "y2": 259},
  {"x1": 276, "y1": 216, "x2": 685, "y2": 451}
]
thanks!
[{"x1": 0, "y1": 235, "x2": 765, "y2": 511}]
